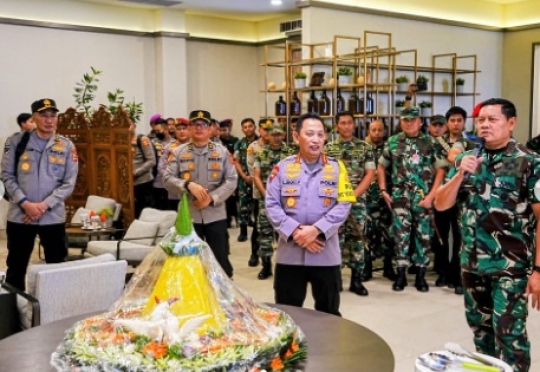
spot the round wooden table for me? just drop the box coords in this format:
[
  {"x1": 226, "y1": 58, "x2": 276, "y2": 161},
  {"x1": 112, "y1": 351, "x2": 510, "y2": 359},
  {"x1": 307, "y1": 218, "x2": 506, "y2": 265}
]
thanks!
[{"x1": 0, "y1": 304, "x2": 394, "y2": 371}]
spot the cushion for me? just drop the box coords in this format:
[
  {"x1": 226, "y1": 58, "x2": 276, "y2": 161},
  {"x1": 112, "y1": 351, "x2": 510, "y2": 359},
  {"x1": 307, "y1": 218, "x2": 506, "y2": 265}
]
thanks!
[
  {"x1": 87, "y1": 240, "x2": 154, "y2": 262},
  {"x1": 139, "y1": 208, "x2": 177, "y2": 237},
  {"x1": 85, "y1": 196, "x2": 117, "y2": 217},
  {"x1": 26, "y1": 253, "x2": 116, "y2": 295},
  {"x1": 123, "y1": 220, "x2": 159, "y2": 246}
]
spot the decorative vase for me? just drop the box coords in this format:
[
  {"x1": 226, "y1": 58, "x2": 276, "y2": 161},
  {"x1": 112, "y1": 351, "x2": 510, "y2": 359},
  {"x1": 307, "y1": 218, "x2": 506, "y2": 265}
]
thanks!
[
  {"x1": 338, "y1": 75, "x2": 352, "y2": 85},
  {"x1": 417, "y1": 82, "x2": 428, "y2": 91},
  {"x1": 398, "y1": 83, "x2": 408, "y2": 92},
  {"x1": 357, "y1": 76, "x2": 365, "y2": 85},
  {"x1": 456, "y1": 85, "x2": 464, "y2": 94},
  {"x1": 421, "y1": 107, "x2": 432, "y2": 117},
  {"x1": 294, "y1": 78, "x2": 306, "y2": 89}
]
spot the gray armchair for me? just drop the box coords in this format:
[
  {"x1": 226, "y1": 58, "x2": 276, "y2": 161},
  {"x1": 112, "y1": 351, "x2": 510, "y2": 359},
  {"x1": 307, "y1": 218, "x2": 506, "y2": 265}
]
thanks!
[{"x1": 2, "y1": 254, "x2": 126, "y2": 329}]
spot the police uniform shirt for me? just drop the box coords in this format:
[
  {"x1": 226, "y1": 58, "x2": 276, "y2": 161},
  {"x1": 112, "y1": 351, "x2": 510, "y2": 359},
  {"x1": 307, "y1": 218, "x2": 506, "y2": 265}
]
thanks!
[
  {"x1": 163, "y1": 141, "x2": 238, "y2": 224},
  {"x1": 0, "y1": 131, "x2": 79, "y2": 225}
]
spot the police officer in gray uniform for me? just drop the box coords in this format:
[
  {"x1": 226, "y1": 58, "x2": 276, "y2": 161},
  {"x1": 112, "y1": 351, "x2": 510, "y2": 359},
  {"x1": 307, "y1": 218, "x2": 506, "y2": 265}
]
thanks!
[
  {"x1": 163, "y1": 110, "x2": 238, "y2": 278},
  {"x1": 0, "y1": 98, "x2": 78, "y2": 291},
  {"x1": 130, "y1": 118, "x2": 156, "y2": 218}
]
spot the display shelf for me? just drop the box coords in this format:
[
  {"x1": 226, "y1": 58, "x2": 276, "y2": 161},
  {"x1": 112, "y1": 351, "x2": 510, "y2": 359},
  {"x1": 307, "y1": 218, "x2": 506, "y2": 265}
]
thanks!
[{"x1": 260, "y1": 32, "x2": 480, "y2": 138}]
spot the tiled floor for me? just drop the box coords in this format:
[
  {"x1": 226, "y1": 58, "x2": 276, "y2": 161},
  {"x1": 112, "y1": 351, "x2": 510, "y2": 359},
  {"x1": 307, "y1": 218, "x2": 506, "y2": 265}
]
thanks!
[{"x1": 1, "y1": 228, "x2": 539, "y2": 371}]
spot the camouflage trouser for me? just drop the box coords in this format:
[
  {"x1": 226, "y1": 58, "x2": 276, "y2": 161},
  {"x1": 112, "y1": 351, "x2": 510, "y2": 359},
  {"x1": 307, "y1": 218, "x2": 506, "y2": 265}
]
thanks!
[
  {"x1": 391, "y1": 189, "x2": 431, "y2": 267},
  {"x1": 238, "y1": 178, "x2": 253, "y2": 227},
  {"x1": 257, "y1": 199, "x2": 274, "y2": 258},
  {"x1": 462, "y1": 272, "x2": 530, "y2": 372},
  {"x1": 339, "y1": 202, "x2": 365, "y2": 270},
  {"x1": 365, "y1": 196, "x2": 394, "y2": 259}
]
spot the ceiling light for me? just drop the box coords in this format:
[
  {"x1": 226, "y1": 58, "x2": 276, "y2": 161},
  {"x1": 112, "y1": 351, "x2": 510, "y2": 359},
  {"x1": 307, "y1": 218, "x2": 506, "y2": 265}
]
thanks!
[{"x1": 271, "y1": 0, "x2": 283, "y2": 5}]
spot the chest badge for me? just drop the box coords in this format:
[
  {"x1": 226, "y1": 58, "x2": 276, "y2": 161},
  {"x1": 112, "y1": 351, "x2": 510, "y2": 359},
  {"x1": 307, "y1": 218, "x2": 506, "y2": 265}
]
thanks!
[
  {"x1": 182, "y1": 171, "x2": 191, "y2": 180},
  {"x1": 324, "y1": 197, "x2": 332, "y2": 206},
  {"x1": 21, "y1": 162, "x2": 31, "y2": 171},
  {"x1": 286, "y1": 196, "x2": 296, "y2": 208}
]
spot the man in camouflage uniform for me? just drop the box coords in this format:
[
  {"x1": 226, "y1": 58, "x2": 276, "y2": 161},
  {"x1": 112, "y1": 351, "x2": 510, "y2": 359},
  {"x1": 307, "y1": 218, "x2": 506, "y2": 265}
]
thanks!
[
  {"x1": 431, "y1": 108, "x2": 474, "y2": 294},
  {"x1": 378, "y1": 106, "x2": 446, "y2": 292},
  {"x1": 253, "y1": 124, "x2": 292, "y2": 280},
  {"x1": 435, "y1": 98, "x2": 540, "y2": 372},
  {"x1": 245, "y1": 118, "x2": 273, "y2": 267},
  {"x1": 324, "y1": 111, "x2": 375, "y2": 296},
  {"x1": 365, "y1": 120, "x2": 397, "y2": 281},
  {"x1": 233, "y1": 118, "x2": 259, "y2": 242}
]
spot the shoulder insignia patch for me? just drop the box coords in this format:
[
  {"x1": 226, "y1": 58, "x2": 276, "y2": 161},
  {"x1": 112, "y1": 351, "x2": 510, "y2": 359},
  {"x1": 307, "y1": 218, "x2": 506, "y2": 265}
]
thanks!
[
  {"x1": 269, "y1": 165, "x2": 279, "y2": 183},
  {"x1": 71, "y1": 148, "x2": 78, "y2": 163}
]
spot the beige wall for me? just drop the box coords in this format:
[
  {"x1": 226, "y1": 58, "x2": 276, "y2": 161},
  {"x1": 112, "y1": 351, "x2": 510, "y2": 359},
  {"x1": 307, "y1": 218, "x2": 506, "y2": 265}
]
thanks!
[
  {"x1": 0, "y1": 23, "x2": 159, "y2": 138},
  {"x1": 502, "y1": 28, "x2": 540, "y2": 141},
  {"x1": 185, "y1": 40, "x2": 262, "y2": 138}
]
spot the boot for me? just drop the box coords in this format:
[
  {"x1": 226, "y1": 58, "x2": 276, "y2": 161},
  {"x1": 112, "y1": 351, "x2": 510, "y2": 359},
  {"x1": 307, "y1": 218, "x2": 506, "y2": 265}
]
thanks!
[
  {"x1": 350, "y1": 269, "x2": 369, "y2": 296},
  {"x1": 237, "y1": 224, "x2": 248, "y2": 242},
  {"x1": 248, "y1": 254, "x2": 259, "y2": 267},
  {"x1": 435, "y1": 275, "x2": 448, "y2": 287},
  {"x1": 383, "y1": 257, "x2": 397, "y2": 281},
  {"x1": 361, "y1": 252, "x2": 372, "y2": 282},
  {"x1": 392, "y1": 267, "x2": 408, "y2": 291},
  {"x1": 258, "y1": 257, "x2": 272, "y2": 280},
  {"x1": 415, "y1": 267, "x2": 429, "y2": 292}
]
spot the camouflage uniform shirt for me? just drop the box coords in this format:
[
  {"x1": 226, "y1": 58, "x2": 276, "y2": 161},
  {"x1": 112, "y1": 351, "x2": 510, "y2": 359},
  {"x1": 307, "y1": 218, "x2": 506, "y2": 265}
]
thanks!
[
  {"x1": 379, "y1": 132, "x2": 447, "y2": 194},
  {"x1": 449, "y1": 139, "x2": 540, "y2": 276},
  {"x1": 324, "y1": 137, "x2": 375, "y2": 196}
]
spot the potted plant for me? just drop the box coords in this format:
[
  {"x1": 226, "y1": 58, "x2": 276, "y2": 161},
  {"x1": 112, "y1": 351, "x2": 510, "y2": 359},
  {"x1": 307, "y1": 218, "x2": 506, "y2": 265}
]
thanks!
[
  {"x1": 395, "y1": 100, "x2": 405, "y2": 115},
  {"x1": 419, "y1": 101, "x2": 432, "y2": 117},
  {"x1": 337, "y1": 67, "x2": 353, "y2": 85},
  {"x1": 395, "y1": 76, "x2": 409, "y2": 91},
  {"x1": 416, "y1": 75, "x2": 429, "y2": 91},
  {"x1": 294, "y1": 71, "x2": 307, "y2": 88},
  {"x1": 456, "y1": 78, "x2": 465, "y2": 94}
]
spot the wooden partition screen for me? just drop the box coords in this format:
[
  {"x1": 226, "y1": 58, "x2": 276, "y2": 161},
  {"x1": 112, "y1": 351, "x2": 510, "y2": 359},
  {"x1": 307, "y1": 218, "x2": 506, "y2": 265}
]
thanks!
[{"x1": 57, "y1": 107, "x2": 135, "y2": 226}]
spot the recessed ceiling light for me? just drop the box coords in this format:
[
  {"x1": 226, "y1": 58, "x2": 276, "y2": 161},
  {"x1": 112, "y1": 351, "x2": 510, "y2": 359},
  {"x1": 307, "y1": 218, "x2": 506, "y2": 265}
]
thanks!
[{"x1": 271, "y1": 0, "x2": 283, "y2": 5}]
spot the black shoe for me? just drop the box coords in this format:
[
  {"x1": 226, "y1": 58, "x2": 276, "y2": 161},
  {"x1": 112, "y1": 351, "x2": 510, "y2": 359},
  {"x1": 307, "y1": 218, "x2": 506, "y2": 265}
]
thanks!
[
  {"x1": 383, "y1": 258, "x2": 398, "y2": 281},
  {"x1": 392, "y1": 267, "x2": 407, "y2": 291},
  {"x1": 350, "y1": 269, "x2": 369, "y2": 296},
  {"x1": 454, "y1": 286, "x2": 464, "y2": 295},
  {"x1": 415, "y1": 267, "x2": 429, "y2": 292},
  {"x1": 248, "y1": 254, "x2": 259, "y2": 267},
  {"x1": 258, "y1": 257, "x2": 272, "y2": 280},
  {"x1": 435, "y1": 275, "x2": 448, "y2": 287}
]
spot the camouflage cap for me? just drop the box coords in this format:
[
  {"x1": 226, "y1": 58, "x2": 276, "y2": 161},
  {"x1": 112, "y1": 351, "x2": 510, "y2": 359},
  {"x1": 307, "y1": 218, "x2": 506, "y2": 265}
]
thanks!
[
  {"x1": 259, "y1": 118, "x2": 274, "y2": 129},
  {"x1": 269, "y1": 124, "x2": 285, "y2": 134},
  {"x1": 429, "y1": 114, "x2": 446, "y2": 125},
  {"x1": 400, "y1": 106, "x2": 420, "y2": 119}
]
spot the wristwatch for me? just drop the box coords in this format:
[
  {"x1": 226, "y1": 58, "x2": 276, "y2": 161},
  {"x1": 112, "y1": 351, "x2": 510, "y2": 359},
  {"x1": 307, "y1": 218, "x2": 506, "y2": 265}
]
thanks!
[{"x1": 533, "y1": 265, "x2": 540, "y2": 273}]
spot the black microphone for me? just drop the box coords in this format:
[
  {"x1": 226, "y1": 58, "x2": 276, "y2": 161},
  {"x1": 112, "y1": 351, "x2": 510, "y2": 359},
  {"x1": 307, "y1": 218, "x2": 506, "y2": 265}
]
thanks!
[{"x1": 464, "y1": 137, "x2": 485, "y2": 180}]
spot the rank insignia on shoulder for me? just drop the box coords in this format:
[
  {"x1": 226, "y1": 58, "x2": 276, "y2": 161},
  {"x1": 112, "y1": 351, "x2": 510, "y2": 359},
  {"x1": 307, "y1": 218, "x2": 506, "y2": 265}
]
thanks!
[
  {"x1": 71, "y1": 148, "x2": 78, "y2": 163},
  {"x1": 269, "y1": 165, "x2": 279, "y2": 183}
]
